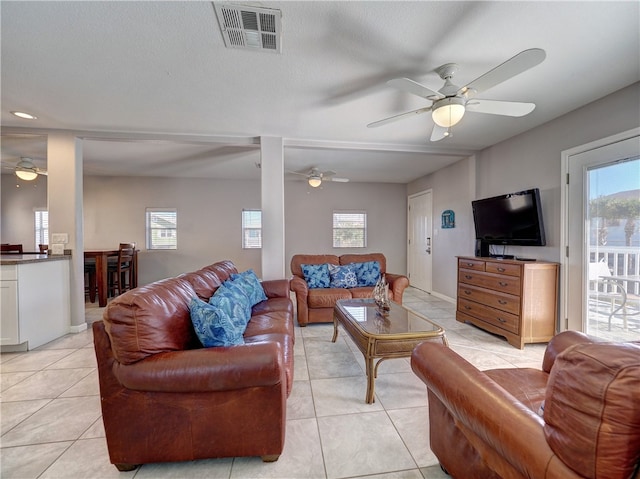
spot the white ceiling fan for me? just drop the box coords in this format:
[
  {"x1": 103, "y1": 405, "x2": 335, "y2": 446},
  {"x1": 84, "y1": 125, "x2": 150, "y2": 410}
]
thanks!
[
  {"x1": 2, "y1": 157, "x2": 48, "y2": 180},
  {"x1": 288, "y1": 168, "x2": 350, "y2": 187},
  {"x1": 367, "y1": 48, "x2": 546, "y2": 141}
]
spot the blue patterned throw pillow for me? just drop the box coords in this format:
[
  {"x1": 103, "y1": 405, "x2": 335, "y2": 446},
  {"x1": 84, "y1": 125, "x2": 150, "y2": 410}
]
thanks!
[
  {"x1": 328, "y1": 263, "x2": 358, "y2": 288},
  {"x1": 301, "y1": 263, "x2": 330, "y2": 289},
  {"x1": 209, "y1": 281, "x2": 252, "y2": 327},
  {"x1": 230, "y1": 269, "x2": 267, "y2": 306},
  {"x1": 352, "y1": 260, "x2": 381, "y2": 287},
  {"x1": 189, "y1": 297, "x2": 245, "y2": 347}
]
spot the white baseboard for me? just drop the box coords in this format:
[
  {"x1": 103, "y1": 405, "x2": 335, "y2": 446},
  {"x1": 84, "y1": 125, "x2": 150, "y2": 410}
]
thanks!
[
  {"x1": 69, "y1": 323, "x2": 88, "y2": 334},
  {"x1": 430, "y1": 291, "x2": 456, "y2": 304}
]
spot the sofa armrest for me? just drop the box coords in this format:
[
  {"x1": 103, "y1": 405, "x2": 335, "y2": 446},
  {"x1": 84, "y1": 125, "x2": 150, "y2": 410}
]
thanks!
[
  {"x1": 114, "y1": 341, "x2": 284, "y2": 393},
  {"x1": 290, "y1": 276, "x2": 310, "y2": 325},
  {"x1": 411, "y1": 342, "x2": 563, "y2": 479},
  {"x1": 386, "y1": 273, "x2": 409, "y2": 304},
  {"x1": 261, "y1": 278, "x2": 291, "y2": 298},
  {"x1": 542, "y1": 330, "x2": 603, "y2": 373}
]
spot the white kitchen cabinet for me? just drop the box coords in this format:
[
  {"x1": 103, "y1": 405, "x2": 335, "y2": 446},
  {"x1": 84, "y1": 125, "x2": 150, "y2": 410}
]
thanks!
[{"x1": 1, "y1": 256, "x2": 71, "y2": 351}]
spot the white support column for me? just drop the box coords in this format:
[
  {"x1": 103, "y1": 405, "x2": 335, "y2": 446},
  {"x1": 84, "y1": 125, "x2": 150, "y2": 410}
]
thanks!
[
  {"x1": 260, "y1": 136, "x2": 286, "y2": 280},
  {"x1": 47, "y1": 133, "x2": 86, "y2": 331}
]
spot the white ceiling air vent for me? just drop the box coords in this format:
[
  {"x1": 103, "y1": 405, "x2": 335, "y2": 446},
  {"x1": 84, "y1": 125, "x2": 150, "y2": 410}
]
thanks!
[{"x1": 214, "y1": 3, "x2": 282, "y2": 53}]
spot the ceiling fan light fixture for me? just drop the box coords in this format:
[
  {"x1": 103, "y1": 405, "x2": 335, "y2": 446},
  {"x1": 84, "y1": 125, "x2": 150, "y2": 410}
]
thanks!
[
  {"x1": 15, "y1": 169, "x2": 38, "y2": 181},
  {"x1": 308, "y1": 176, "x2": 322, "y2": 188},
  {"x1": 431, "y1": 97, "x2": 465, "y2": 127},
  {"x1": 15, "y1": 158, "x2": 39, "y2": 181}
]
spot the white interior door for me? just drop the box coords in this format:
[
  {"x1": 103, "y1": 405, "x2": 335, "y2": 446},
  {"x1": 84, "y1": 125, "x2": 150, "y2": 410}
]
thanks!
[
  {"x1": 408, "y1": 190, "x2": 432, "y2": 292},
  {"x1": 564, "y1": 131, "x2": 640, "y2": 334}
]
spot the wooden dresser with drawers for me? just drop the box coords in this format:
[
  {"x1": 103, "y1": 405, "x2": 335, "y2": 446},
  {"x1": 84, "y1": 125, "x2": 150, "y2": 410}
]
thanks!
[{"x1": 456, "y1": 256, "x2": 559, "y2": 349}]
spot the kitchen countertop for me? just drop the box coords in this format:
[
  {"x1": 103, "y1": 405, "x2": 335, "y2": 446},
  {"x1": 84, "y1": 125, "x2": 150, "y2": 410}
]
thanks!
[{"x1": 1, "y1": 254, "x2": 71, "y2": 265}]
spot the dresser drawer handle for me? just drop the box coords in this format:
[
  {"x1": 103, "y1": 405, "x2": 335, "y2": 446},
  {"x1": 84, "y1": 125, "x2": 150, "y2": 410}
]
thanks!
[
  {"x1": 464, "y1": 290, "x2": 472, "y2": 295},
  {"x1": 497, "y1": 267, "x2": 505, "y2": 272},
  {"x1": 466, "y1": 263, "x2": 474, "y2": 267},
  {"x1": 465, "y1": 275, "x2": 473, "y2": 280},
  {"x1": 498, "y1": 281, "x2": 509, "y2": 287},
  {"x1": 498, "y1": 299, "x2": 508, "y2": 305},
  {"x1": 496, "y1": 317, "x2": 507, "y2": 323},
  {"x1": 464, "y1": 305, "x2": 472, "y2": 310}
]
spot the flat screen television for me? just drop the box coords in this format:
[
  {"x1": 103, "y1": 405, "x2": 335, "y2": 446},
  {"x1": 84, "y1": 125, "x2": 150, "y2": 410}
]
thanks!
[{"x1": 472, "y1": 188, "x2": 546, "y2": 246}]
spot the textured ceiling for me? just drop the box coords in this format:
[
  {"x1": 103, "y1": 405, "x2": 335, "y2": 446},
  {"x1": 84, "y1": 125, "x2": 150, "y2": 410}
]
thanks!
[{"x1": 1, "y1": 1, "x2": 639, "y2": 183}]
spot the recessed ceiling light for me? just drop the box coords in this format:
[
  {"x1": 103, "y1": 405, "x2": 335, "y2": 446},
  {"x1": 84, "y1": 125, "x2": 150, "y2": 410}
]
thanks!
[{"x1": 11, "y1": 111, "x2": 38, "y2": 120}]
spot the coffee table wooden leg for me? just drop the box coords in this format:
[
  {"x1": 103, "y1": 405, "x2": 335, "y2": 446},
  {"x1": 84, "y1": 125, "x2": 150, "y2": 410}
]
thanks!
[
  {"x1": 365, "y1": 356, "x2": 375, "y2": 404},
  {"x1": 332, "y1": 317, "x2": 339, "y2": 343}
]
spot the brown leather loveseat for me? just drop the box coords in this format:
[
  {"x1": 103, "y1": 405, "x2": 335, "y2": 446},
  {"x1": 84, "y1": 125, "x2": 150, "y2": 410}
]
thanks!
[
  {"x1": 411, "y1": 331, "x2": 640, "y2": 478},
  {"x1": 290, "y1": 253, "x2": 409, "y2": 326},
  {"x1": 93, "y1": 260, "x2": 294, "y2": 471}
]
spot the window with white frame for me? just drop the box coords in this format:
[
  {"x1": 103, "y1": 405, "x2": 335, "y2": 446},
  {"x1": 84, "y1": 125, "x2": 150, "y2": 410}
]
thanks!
[
  {"x1": 333, "y1": 211, "x2": 367, "y2": 248},
  {"x1": 146, "y1": 208, "x2": 177, "y2": 250},
  {"x1": 242, "y1": 209, "x2": 262, "y2": 248},
  {"x1": 34, "y1": 209, "x2": 48, "y2": 249}
]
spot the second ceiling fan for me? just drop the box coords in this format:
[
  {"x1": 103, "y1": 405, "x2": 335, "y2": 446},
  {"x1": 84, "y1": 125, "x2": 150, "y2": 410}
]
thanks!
[{"x1": 367, "y1": 48, "x2": 546, "y2": 141}]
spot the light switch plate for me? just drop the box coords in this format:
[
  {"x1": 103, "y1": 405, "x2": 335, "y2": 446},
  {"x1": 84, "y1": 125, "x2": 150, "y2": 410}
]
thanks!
[{"x1": 51, "y1": 233, "x2": 69, "y2": 244}]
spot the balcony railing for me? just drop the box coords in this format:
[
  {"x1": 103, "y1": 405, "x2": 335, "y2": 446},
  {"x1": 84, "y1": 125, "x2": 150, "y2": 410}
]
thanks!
[{"x1": 590, "y1": 246, "x2": 640, "y2": 295}]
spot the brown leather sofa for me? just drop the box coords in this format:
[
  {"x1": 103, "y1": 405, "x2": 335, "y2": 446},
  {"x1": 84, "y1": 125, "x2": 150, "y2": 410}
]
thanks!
[
  {"x1": 290, "y1": 253, "x2": 409, "y2": 326},
  {"x1": 93, "y1": 260, "x2": 294, "y2": 471},
  {"x1": 411, "y1": 331, "x2": 640, "y2": 479}
]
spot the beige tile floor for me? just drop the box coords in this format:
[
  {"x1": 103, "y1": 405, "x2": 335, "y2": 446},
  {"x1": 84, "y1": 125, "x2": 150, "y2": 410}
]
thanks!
[{"x1": 1, "y1": 287, "x2": 548, "y2": 479}]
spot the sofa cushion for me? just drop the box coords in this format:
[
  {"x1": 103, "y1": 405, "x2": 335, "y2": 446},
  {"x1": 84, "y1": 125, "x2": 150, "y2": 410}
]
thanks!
[
  {"x1": 351, "y1": 260, "x2": 381, "y2": 287},
  {"x1": 484, "y1": 368, "x2": 548, "y2": 413},
  {"x1": 230, "y1": 269, "x2": 267, "y2": 306},
  {"x1": 244, "y1": 312, "x2": 293, "y2": 338},
  {"x1": 103, "y1": 277, "x2": 200, "y2": 365},
  {"x1": 339, "y1": 253, "x2": 386, "y2": 274},
  {"x1": 291, "y1": 254, "x2": 339, "y2": 278},
  {"x1": 543, "y1": 342, "x2": 640, "y2": 479},
  {"x1": 251, "y1": 297, "x2": 294, "y2": 318},
  {"x1": 302, "y1": 263, "x2": 330, "y2": 288},
  {"x1": 307, "y1": 288, "x2": 351, "y2": 308},
  {"x1": 209, "y1": 281, "x2": 252, "y2": 327},
  {"x1": 180, "y1": 269, "x2": 223, "y2": 301},
  {"x1": 189, "y1": 297, "x2": 246, "y2": 347},
  {"x1": 328, "y1": 263, "x2": 358, "y2": 288}
]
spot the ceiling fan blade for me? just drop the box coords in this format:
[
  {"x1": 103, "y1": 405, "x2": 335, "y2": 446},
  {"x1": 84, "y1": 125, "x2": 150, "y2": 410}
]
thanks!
[
  {"x1": 430, "y1": 124, "x2": 449, "y2": 142},
  {"x1": 37, "y1": 170, "x2": 48, "y2": 176},
  {"x1": 466, "y1": 99, "x2": 536, "y2": 117},
  {"x1": 367, "y1": 106, "x2": 431, "y2": 128},
  {"x1": 461, "y1": 48, "x2": 546, "y2": 96},
  {"x1": 286, "y1": 170, "x2": 311, "y2": 177},
  {"x1": 387, "y1": 78, "x2": 444, "y2": 100},
  {"x1": 326, "y1": 177, "x2": 349, "y2": 183},
  {"x1": 322, "y1": 170, "x2": 337, "y2": 178}
]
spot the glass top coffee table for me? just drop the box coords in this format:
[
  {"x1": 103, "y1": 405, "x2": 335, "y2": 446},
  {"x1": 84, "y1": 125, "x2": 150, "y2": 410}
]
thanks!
[{"x1": 333, "y1": 298, "x2": 448, "y2": 404}]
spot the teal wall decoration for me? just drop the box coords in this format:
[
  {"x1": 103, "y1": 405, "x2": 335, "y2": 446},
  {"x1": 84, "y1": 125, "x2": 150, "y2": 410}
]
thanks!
[{"x1": 441, "y1": 210, "x2": 455, "y2": 229}]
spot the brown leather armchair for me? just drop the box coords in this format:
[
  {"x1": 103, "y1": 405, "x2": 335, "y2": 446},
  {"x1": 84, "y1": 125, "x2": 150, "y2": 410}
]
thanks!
[{"x1": 411, "y1": 331, "x2": 640, "y2": 479}]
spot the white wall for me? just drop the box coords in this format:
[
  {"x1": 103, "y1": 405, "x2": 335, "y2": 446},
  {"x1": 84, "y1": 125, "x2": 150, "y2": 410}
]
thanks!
[
  {"x1": 2, "y1": 174, "x2": 408, "y2": 285},
  {"x1": 284, "y1": 180, "x2": 407, "y2": 275},
  {"x1": 408, "y1": 81, "x2": 640, "y2": 300},
  {"x1": 83, "y1": 176, "x2": 263, "y2": 285}
]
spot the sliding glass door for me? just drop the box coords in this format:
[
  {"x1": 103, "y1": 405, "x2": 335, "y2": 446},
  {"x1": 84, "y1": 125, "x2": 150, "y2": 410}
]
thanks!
[{"x1": 565, "y1": 132, "x2": 640, "y2": 341}]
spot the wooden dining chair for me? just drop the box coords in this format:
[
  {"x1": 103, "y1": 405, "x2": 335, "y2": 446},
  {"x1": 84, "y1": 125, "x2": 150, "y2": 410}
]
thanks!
[
  {"x1": 1, "y1": 244, "x2": 23, "y2": 254},
  {"x1": 108, "y1": 243, "x2": 136, "y2": 297}
]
